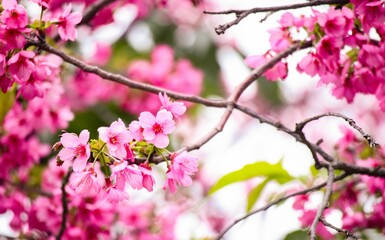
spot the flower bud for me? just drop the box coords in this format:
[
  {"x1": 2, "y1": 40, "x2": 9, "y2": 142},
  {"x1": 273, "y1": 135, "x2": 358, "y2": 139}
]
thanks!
[{"x1": 52, "y1": 141, "x2": 62, "y2": 151}]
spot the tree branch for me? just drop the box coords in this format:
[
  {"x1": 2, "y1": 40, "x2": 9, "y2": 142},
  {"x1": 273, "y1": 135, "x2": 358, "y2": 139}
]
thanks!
[
  {"x1": 56, "y1": 168, "x2": 72, "y2": 240},
  {"x1": 204, "y1": 0, "x2": 350, "y2": 35},
  {"x1": 320, "y1": 217, "x2": 360, "y2": 240},
  {"x1": 309, "y1": 164, "x2": 334, "y2": 239},
  {"x1": 28, "y1": 37, "x2": 226, "y2": 108},
  {"x1": 216, "y1": 172, "x2": 349, "y2": 240},
  {"x1": 296, "y1": 112, "x2": 379, "y2": 148},
  {"x1": 80, "y1": 0, "x2": 116, "y2": 26}
]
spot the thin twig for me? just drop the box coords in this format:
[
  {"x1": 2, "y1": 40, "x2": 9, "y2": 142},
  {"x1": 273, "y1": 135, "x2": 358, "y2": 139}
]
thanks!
[
  {"x1": 27, "y1": 37, "x2": 226, "y2": 108},
  {"x1": 216, "y1": 172, "x2": 348, "y2": 240},
  {"x1": 309, "y1": 164, "x2": 335, "y2": 239},
  {"x1": 80, "y1": 0, "x2": 116, "y2": 26},
  {"x1": 56, "y1": 168, "x2": 72, "y2": 240},
  {"x1": 320, "y1": 217, "x2": 360, "y2": 240},
  {"x1": 203, "y1": 0, "x2": 349, "y2": 35},
  {"x1": 296, "y1": 112, "x2": 379, "y2": 148}
]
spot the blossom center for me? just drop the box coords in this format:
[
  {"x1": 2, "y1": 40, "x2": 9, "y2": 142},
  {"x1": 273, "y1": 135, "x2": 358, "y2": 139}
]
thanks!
[
  {"x1": 75, "y1": 145, "x2": 86, "y2": 157},
  {"x1": 152, "y1": 123, "x2": 163, "y2": 134},
  {"x1": 109, "y1": 135, "x2": 118, "y2": 144},
  {"x1": 11, "y1": 11, "x2": 18, "y2": 18}
]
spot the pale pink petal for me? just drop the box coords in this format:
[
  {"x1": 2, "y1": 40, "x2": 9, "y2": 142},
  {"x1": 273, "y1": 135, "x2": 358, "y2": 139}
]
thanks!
[
  {"x1": 67, "y1": 12, "x2": 82, "y2": 25},
  {"x1": 58, "y1": 148, "x2": 76, "y2": 161},
  {"x1": 79, "y1": 130, "x2": 90, "y2": 145},
  {"x1": 153, "y1": 133, "x2": 169, "y2": 148},
  {"x1": 139, "y1": 111, "x2": 156, "y2": 128},
  {"x1": 72, "y1": 157, "x2": 87, "y2": 172},
  {"x1": 97, "y1": 127, "x2": 109, "y2": 142},
  {"x1": 162, "y1": 121, "x2": 175, "y2": 134},
  {"x1": 143, "y1": 128, "x2": 155, "y2": 140},
  {"x1": 60, "y1": 133, "x2": 80, "y2": 147},
  {"x1": 156, "y1": 109, "x2": 173, "y2": 123}
]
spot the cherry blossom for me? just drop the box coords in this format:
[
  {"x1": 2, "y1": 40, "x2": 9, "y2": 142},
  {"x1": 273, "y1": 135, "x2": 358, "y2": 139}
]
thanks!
[
  {"x1": 159, "y1": 93, "x2": 186, "y2": 119},
  {"x1": 55, "y1": 4, "x2": 82, "y2": 41},
  {"x1": 98, "y1": 118, "x2": 133, "y2": 159},
  {"x1": 58, "y1": 130, "x2": 90, "y2": 172},
  {"x1": 139, "y1": 109, "x2": 175, "y2": 148}
]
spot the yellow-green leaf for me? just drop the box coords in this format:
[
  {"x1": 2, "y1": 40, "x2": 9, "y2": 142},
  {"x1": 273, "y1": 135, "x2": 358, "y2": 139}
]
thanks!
[
  {"x1": 209, "y1": 161, "x2": 293, "y2": 195},
  {"x1": 246, "y1": 178, "x2": 270, "y2": 212},
  {"x1": 0, "y1": 85, "x2": 16, "y2": 123}
]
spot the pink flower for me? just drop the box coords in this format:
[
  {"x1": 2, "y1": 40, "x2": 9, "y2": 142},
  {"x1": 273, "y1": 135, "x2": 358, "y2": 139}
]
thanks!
[
  {"x1": 98, "y1": 118, "x2": 132, "y2": 159},
  {"x1": 58, "y1": 130, "x2": 90, "y2": 172},
  {"x1": 163, "y1": 151, "x2": 198, "y2": 193},
  {"x1": 30, "y1": 0, "x2": 51, "y2": 8},
  {"x1": 139, "y1": 109, "x2": 175, "y2": 148},
  {"x1": 102, "y1": 178, "x2": 129, "y2": 203},
  {"x1": 56, "y1": 4, "x2": 82, "y2": 41},
  {"x1": 1, "y1": 0, "x2": 28, "y2": 29},
  {"x1": 279, "y1": 12, "x2": 305, "y2": 28},
  {"x1": 129, "y1": 120, "x2": 144, "y2": 141},
  {"x1": 70, "y1": 167, "x2": 101, "y2": 196},
  {"x1": 316, "y1": 36, "x2": 343, "y2": 62},
  {"x1": 159, "y1": 93, "x2": 186, "y2": 119},
  {"x1": 297, "y1": 52, "x2": 326, "y2": 77},
  {"x1": 110, "y1": 161, "x2": 143, "y2": 190},
  {"x1": 7, "y1": 51, "x2": 35, "y2": 84},
  {"x1": 317, "y1": 7, "x2": 354, "y2": 37},
  {"x1": 139, "y1": 164, "x2": 155, "y2": 192},
  {"x1": 298, "y1": 209, "x2": 333, "y2": 239},
  {"x1": 268, "y1": 28, "x2": 291, "y2": 52}
]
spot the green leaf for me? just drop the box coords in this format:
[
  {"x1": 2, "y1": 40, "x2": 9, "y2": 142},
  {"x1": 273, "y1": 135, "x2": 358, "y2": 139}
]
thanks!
[
  {"x1": 310, "y1": 165, "x2": 318, "y2": 177},
  {"x1": 246, "y1": 178, "x2": 270, "y2": 212},
  {"x1": 0, "y1": 85, "x2": 16, "y2": 123},
  {"x1": 209, "y1": 161, "x2": 293, "y2": 195},
  {"x1": 283, "y1": 230, "x2": 308, "y2": 240}
]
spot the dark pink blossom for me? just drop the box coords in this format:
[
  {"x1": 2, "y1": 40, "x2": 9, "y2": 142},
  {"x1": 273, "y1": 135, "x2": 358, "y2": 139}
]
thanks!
[
  {"x1": 70, "y1": 167, "x2": 101, "y2": 196},
  {"x1": 1, "y1": 0, "x2": 28, "y2": 29},
  {"x1": 317, "y1": 7, "x2": 354, "y2": 37},
  {"x1": 56, "y1": 4, "x2": 82, "y2": 41},
  {"x1": 7, "y1": 51, "x2": 35, "y2": 84}
]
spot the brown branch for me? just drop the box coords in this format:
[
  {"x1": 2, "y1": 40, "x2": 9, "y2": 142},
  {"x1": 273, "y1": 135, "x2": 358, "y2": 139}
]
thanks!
[
  {"x1": 28, "y1": 37, "x2": 311, "y2": 155},
  {"x1": 320, "y1": 217, "x2": 360, "y2": 240},
  {"x1": 80, "y1": 0, "x2": 116, "y2": 26},
  {"x1": 28, "y1": 37, "x2": 226, "y2": 108},
  {"x1": 309, "y1": 164, "x2": 334, "y2": 239},
  {"x1": 56, "y1": 168, "x2": 72, "y2": 240},
  {"x1": 203, "y1": 0, "x2": 350, "y2": 35},
  {"x1": 216, "y1": 172, "x2": 349, "y2": 240},
  {"x1": 181, "y1": 41, "x2": 312, "y2": 152},
  {"x1": 296, "y1": 112, "x2": 379, "y2": 148}
]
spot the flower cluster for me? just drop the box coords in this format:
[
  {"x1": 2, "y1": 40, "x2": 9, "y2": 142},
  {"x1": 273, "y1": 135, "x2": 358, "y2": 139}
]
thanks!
[
  {"x1": 55, "y1": 93, "x2": 198, "y2": 202},
  {"x1": 251, "y1": 3, "x2": 385, "y2": 111}
]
